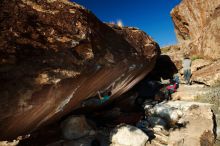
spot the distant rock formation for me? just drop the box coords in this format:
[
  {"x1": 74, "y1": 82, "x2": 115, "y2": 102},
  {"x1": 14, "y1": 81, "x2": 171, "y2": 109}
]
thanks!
[
  {"x1": 171, "y1": 0, "x2": 220, "y2": 59},
  {"x1": 164, "y1": 0, "x2": 220, "y2": 85},
  {"x1": 0, "y1": 0, "x2": 160, "y2": 139}
]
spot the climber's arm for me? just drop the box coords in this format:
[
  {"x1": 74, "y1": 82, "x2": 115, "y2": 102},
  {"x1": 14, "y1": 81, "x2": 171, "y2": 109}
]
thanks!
[{"x1": 98, "y1": 91, "x2": 103, "y2": 100}]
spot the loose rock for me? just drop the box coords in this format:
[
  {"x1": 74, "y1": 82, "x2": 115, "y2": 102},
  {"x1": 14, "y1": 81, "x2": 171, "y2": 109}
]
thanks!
[{"x1": 110, "y1": 124, "x2": 148, "y2": 146}]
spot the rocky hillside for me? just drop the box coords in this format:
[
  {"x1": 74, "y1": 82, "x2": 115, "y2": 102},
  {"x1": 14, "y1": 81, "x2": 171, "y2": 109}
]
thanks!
[
  {"x1": 171, "y1": 0, "x2": 220, "y2": 59},
  {"x1": 0, "y1": 0, "x2": 160, "y2": 139},
  {"x1": 163, "y1": 0, "x2": 220, "y2": 86}
]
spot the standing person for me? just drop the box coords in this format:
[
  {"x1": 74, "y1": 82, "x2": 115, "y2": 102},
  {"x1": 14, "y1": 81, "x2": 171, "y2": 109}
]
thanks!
[{"x1": 182, "y1": 54, "x2": 191, "y2": 85}]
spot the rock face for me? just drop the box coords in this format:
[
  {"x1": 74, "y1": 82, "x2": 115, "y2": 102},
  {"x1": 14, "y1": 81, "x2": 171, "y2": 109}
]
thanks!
[
  {"x1": 164, "y1": 0, "x2": 220, "y2": 85},
  {"x1": 0, "y1": 0, "x2": 160, "y2": 139},
  {"x1": 192, "y1": 60, "x2": 220, "y2": 86},
  {"x1": 171, "y1": 0, "x2": 220, "y2": 59}
]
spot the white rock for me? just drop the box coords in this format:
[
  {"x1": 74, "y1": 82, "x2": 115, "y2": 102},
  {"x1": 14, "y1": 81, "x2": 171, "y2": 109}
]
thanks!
[
  {"x1": 110, "y1": 124, "x2": 148, "y2": 146},
  {"x1": 149, "y1": 104, "x2": 183, "y2": 126},
  {"x1": 0, "y1": 140, "x2": 19, "y2": 146}
]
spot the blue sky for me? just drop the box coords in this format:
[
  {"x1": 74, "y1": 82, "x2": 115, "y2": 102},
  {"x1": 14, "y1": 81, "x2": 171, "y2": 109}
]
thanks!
[{"x1": 72, "y1": 0, "x2": 181, "y2": 47}]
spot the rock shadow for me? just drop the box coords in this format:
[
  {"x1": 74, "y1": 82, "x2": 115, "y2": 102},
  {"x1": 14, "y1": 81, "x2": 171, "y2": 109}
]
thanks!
[{"x1": 149, "y1": 55, "x2": 178, "y2": 80}]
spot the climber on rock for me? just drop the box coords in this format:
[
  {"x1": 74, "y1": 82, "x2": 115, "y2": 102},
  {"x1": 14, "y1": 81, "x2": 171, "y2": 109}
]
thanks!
[
  {"x1": 81, "y1": 90, "x2": 112, "y2": 107},
  {"x1": 165, "y1": 81, "x2": 178, "y2": 100},
  {"x1": 182, "y1": 54, "x2": 192, "y2": 85},
  {"x1": 98, "y1": 91, "x2": 111, "y2": 104},
  {"x1": 158, "y1": 76, "x2": 179, "y2": 101}
]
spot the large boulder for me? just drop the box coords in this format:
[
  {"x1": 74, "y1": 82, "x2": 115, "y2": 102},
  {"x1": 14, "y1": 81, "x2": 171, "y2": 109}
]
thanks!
[
  {"x1": 0, "y1": 0, "x2": 160, "y2": 139},
  {"x1": 110, "y1": 124, "x2": 149, "y2": 146},
  {"x1": 60, "y1": 115, "x2": 93, "y2": 140},
  {"x1": 171, "y1": 0, "x2": 220, "y2": 59}
]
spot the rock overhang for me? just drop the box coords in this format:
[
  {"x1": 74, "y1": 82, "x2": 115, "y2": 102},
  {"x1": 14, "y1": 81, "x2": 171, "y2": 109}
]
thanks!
[{"x1": 0, "y1": 0, "x2": 160, "y2": 139}]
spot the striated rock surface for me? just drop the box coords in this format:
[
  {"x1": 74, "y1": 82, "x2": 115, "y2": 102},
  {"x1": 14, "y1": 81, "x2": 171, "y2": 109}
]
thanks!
[
  {"x1": 171, "y1": 0, "x2": 220, "y2": 41},
  {"x1": 0, "y1": 0, "x2": 160, "y2": 139},
  {"x1": 192, "y1": 60, "x2": 220, "y2": 86},
  {"x1": 171, "y1": 0, "x2": 220, "y2": 59}
]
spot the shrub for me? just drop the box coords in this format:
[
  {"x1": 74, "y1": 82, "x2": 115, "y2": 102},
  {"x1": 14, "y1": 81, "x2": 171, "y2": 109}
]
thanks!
[{"x1": 191, "y1": 55, "x2": 202, "y2": 61}]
